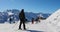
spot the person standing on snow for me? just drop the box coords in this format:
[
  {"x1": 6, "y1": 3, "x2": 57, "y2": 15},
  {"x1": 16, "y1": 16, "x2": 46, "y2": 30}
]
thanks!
[
  {"x1": 32, "y1": 18, "x2": 34, "y2": 24},
  {"x1": 19, "y1": 9, "x2": 26, "y2": 30}
]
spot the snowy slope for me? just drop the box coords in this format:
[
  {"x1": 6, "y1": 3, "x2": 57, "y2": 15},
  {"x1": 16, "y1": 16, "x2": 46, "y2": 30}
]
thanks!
[
  {"x1": 46, "y1": 9, "x2": 60, "y2": 32},
  {"x1": 0, "y1": 20, "x2": 48, "y2": 32},
  {"x1": 1, "y1": 9, "x2": 60, "y2": 32},
  {"x1": 13, "y1": 20, "x2": 47, "y2": 32},
  {"x1": 0, "y1": 18, "x2": 59, "y2": 32}
]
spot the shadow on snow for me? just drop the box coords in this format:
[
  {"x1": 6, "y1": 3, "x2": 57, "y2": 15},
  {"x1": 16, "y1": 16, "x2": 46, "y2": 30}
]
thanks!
[{"x1": 27, "y1": 30, "x2": 44, "y2": 32}]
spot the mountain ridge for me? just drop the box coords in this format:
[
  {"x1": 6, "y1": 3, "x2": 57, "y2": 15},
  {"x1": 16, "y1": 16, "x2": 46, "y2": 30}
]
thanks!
[{"x1": 0, "y1": 9, "x2": 51, "y2": 23}]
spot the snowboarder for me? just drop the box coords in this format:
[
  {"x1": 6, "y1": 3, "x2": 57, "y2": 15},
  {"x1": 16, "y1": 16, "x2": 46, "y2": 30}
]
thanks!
[
  {"x1": 32, "y1": 18, "x2": 34, "y2": 24},
  {"x1": 9, "y1": 15, "x2": 13, "y2": 24},
  {"x1": 9, "y1": 17, "x2": 12, "y2": 24},
  {"x1": 19, "y1": 9, "x2": 26, "y2": 30}
]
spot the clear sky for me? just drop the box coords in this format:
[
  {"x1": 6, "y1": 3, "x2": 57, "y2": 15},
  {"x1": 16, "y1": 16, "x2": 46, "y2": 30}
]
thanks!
[{"x1": 0, "y1": 0, "x2": 60, "y2": 13}]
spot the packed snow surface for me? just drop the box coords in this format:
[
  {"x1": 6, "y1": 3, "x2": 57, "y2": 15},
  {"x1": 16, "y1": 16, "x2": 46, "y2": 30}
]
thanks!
[{"x1": 0, "y1": 20, "x2": 47, "y2": 32}]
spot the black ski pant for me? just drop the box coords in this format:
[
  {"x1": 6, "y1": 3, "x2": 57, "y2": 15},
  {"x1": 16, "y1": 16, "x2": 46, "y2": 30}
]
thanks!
[{"x1": 19, "y1": 20, "x2": 26, "y2": 29}]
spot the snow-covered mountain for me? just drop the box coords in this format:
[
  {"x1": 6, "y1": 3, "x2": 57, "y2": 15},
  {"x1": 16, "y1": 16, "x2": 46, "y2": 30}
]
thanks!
[
  {"x1": 45, "y1": 9, "x2": 60, "y2": 32},
  {"x1": 0, "y1": 9, "x2": 51, "y2": 23},
  {"x1": 0, "y1": 9, "x2": 60, "y2": 32}
]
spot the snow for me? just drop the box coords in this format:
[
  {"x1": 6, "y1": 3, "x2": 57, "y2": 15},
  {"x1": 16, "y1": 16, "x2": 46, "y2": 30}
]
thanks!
[
  {"x1": 45, "y1": 9, "x2": 60, "y2": 32},
  {"x1": 8, "y1": 12, "x2": 14, "y2": 15},
  {"x1": 0, "y1": 9, "x2": 60, "y2": 32},
  {"x1": 0, "y1": 20, "x2": 47, "y2": 32},
  {"x1": 37, "y1": 14, "x2": 43, "y2": 17},
  {"x1": 13, "y1": 20, "x2": 47, "y2": 32}
]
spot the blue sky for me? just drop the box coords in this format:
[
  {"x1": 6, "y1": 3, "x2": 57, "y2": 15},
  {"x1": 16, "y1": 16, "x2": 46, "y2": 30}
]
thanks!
[{"x1": 0, "y1": 0, "x2": 60, "y2": 13}]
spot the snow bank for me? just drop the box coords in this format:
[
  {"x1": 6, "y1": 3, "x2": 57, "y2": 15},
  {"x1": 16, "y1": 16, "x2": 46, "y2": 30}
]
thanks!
[{"x1": 46, "y1": 9, "x2": 60, "y2": 32}]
